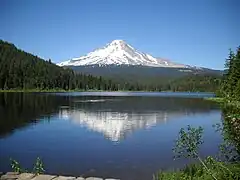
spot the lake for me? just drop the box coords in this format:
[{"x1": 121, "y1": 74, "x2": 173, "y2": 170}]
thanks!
[{"x1": 0, "y1": 92, "x2": 222, "y2": 180}]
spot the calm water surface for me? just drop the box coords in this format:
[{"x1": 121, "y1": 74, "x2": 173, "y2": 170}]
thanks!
[{"x1": 0, "y1": 92, "x2": 221, "y2": 180}]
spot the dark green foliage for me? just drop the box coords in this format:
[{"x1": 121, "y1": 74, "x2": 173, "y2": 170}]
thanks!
[
  {"x1": 220, "y1": 105, "x2": 240, "y2": 159},
  {"x1": 0, "y1": 40, "x2": 121, "y2": 91},
  {"x1": 72, "y1": 65, "x2": 222, "y2": 92},
  {"x1": 168, "y1": 74, "x2": 221, "y2": 92},
  {"x1": 220, "y1": 47, "x2": 240, "y2": 100}
]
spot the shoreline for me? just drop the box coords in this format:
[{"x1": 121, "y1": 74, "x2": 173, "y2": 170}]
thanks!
[
  {"x1": 204, "y1": 97, "x2": 240, "y2": 109},
  {"x1": 204, "y1": 97, "x2": 225, "y2": 103},
  {"x1": 0, "y1": 89, "x2": 216, "y2": 93}
]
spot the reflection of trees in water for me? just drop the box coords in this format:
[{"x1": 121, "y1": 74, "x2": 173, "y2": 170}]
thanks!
[
  {"x1": 0, "y1": 93, "x2": 70, "y2": 137},
  {"x1": 0, "y1": 94, "x2": 219, "y2": 139}
]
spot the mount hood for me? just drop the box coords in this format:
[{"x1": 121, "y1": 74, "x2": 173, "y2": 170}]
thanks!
[{"x1": 57, "y1": 40, "x2": 190, "y2": 68}]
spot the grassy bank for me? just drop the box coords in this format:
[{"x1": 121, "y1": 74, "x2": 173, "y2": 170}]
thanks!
[
  {"x1": 205, "y1": 97, "x2": 240, "y2": 108},
  {"x1": 155, "y1": 160, "x2": 240, "y2": 180},
  {"x1": 204, "y1": 97, "x2": 225, "y2": 103}
]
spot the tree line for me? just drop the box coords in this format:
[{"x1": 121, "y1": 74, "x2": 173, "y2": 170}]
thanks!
[
  {"x1": 0, "y1": 40, "x2": 126, "y2": 91},
  {"x1": 220, "y1": 47, "x2": 240, "y2": 100},
  {"x1": 0, "y1": 40, "x2": 221, "y2": 92}
]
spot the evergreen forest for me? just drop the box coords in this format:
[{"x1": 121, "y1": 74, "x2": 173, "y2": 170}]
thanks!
[{"x1": 219, "y1": 47, "x2": 240, "y2": 100}]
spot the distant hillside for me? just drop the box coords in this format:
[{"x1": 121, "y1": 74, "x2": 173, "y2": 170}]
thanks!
[
  {"x1": 0, "y1": 40, "x2": 119, "y2": 91},
  {"x1": 70, "y1": 65, "x2": 222, "y2": 92},
  {"x1": 70, "y1": 64, "x2": 222, "y2": 76}
]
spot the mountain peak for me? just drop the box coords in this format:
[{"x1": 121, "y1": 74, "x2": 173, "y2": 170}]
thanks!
[
  {"x1": 57, "y1": 40, "x2": 188, "y2": 68},
  {"x1": 104, "y1": 39, "x2": 134, "y2": 52},
  {"x1": 109, "y1": 39, "x2": 126, "y2": 45}
]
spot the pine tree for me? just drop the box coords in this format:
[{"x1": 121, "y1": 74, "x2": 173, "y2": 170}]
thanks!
[
  {"x1": 221, "y1": 49, "x2": 236, "y2": 98},
  {"x1": 233, "y1": 47, "x2": 240, "y2": 100},
  {"x1": 220, "y1": 47, "x2": 240, "y2": 100},
  {"x1": 229, "y1": 47, "x2": 240, "y2": 99}
]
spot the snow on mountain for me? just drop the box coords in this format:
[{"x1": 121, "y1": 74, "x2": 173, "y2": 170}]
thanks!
[{"x1": 57, "y1": 40, "x2": 189, "y2": 68}]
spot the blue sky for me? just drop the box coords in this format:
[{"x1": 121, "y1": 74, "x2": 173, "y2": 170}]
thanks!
[{"x1": 1, "y1": 0, "x2": 239, "y2": 69}]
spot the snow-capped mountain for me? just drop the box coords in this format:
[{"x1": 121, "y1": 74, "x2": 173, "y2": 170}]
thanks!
[{"x1": 57, "y1": 40, "x2": 188, "y2": 68}]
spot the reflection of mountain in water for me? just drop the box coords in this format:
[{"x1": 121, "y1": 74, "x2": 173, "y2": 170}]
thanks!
[
  {"x1": 59, "y1": 109, "x2": 173, "y2": 142},
  {"x1": 0, "y1": 93, "x2": 220, "y2": 139},
  {"x1": 59, "y1": 97, "x2": 220, "y2": 142}
]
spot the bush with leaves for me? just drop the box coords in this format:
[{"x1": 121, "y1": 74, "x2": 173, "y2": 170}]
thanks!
[
  {"x1": 10, "y1": 157, "x2": 44, "y2": 175},
  {"x1": 10, "y1": 158, "x2": 25, "y2": 173},
  {"x1": 33, "y1": 157, "x2": 45, "y2": 175},
  {"x1": 172, "y1": 125, "x2": 218, "y2": 180}
]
